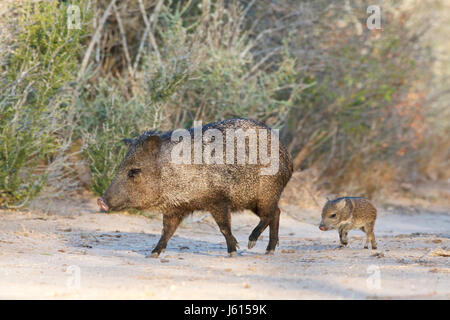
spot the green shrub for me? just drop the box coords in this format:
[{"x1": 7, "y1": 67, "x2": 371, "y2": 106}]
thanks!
[
  {"x1": 0, "y1": 1, "x2": 90, "y2": 206},
  {"x1": 279, "y1": 1, "x2": 432, "y2": 194},
  {"x1": 80, "y1": 1, "x2": 300, "y2": 195},
  {"x1": 152, "y1": 2, "x2": 301, "y2": 129},
  {"x1": 79, "y1": 82, "x2": 161, "y2": 196},
  {"x1": 1, "y1": 0, "x2": 441, "y2": 205}
]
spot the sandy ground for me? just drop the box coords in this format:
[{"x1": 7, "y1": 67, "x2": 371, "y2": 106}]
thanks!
[{"x1": 0, "y1": 195, "x2": 449, "y2": 300}]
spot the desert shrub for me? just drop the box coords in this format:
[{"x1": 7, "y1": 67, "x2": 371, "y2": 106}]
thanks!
[
  {"x1": 270, "y1": 0, "x2": 434, "y2": 195},
  {"x1": 78, "y1": 81, "x2": 162, "y2": 196},
  {"x1": 88, "y1": 0, "x2": 301, "y2": 129},
  {"x1": 0, "y1": 89, "x2": 51, "y2": 206},
  {"x1": 78, "y1": 0, "x2": 300, "y2": 195},
  {"x1": 162, "y1": 2, "x2": 300, "y2": 129},
  {"x1": 151, "y1": 2, "x2": 300, "y2": 129},
  {"x1": 0, "y1": 1, "x2": 90, "y2": 206},
  {"x1": 1, "y1": 0, "x2": 445, "y2": 205},
  {"x1": 79, "y1": 0, "x2": 438, "y2": 197}
]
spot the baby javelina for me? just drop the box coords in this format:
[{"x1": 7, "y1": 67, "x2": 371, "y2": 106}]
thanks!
[{"x1": 319, "y1": 197, "x2": 377, "y2": 249}]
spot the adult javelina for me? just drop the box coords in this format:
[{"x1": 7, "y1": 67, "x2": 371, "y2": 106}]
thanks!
[{"x1": 97, "y1": 118, "x2": 293, "y2": 257}]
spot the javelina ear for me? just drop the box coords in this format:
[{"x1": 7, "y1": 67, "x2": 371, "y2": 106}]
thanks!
[
  {"x1": 326, "y1": 194, "x2": 337, "y2": 201},
  {"x1": 142, "y1": 135, "x2": 161, "y2": 154},
  {"x1": 336, "y1": 199, "x2": 346, "y2": 210},
  {"x1": 122, "y1": 138, "x2": 134, "y2": 146}
]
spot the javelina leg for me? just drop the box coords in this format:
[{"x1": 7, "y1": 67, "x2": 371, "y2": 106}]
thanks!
[
  {"x1": 248, "y1": 216, "x2": 271, "y2": 250},
  {"x1": 147, "y1": 214, "x2": 182, "y2": 258},
  {"x1": 210, "y1": 207, "x2": 239, "y2": 257},
  {"x1": 248, "y1": 203, "x2": 277, "y2": 251},
  {"x1": 364, "y1": 223, "x2": 377, "y2": 249},
  {"x1": 361, "y1": 227, "x2": 370, "y2": 249},
  {"x1": 338, "y1": 226, "x2": 349, "y2": 247},
  {"x1": 266, "y1": 207, "x2": 281, "y2": 254}
]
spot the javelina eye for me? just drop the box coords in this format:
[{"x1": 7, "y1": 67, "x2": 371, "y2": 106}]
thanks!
[
  {"x1": 128, "y1": 168, "x2": 141, "y2": 178},
  {"x1": 330, "y1": 214, "x2": 337, "y2": 218}
]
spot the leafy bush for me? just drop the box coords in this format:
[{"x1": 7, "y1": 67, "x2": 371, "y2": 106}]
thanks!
[
  {"x1": 274, "y1": 1, "x2": 433, "y2": 195},
  {"x1": 0, "y1": 1, "x2": 89, "y2": 206},
  {"x1": 78, "y1": 0, "x2": 438, "y2": 197},
  {"x1": 79, "y1": 82, "x2": 161, "y2": 196},
  {"x1": 153, "y1": 2, "x2": 301, "y2": 129},
  {"x1": 79, "y1": 1, "x2": 300, "y2": 195},
  {"x1": 0, "y1": 0, "x2": 445, "y2": 206}
]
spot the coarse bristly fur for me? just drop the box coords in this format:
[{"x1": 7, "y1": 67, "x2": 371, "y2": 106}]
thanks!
[
  {"x1": 319, "y1": 197, "x2": 377, "y2": 249},
  {"x1": 99, "y1": 118, "x2": 293, "y2": 257}
]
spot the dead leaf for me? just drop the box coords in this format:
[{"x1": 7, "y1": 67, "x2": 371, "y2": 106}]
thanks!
[
  {"x1": 429, "y1": 268, "x2": 450, "y2": 273},
  {"x1": 371, "y1": 252, "x2": 385, "y2": 258},
  {"x1": 429, "y1": 248, "x2": 450, "y2": 257}
]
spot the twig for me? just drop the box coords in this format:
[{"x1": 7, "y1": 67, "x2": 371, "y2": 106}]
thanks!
[
  {"x1": 112, "y1": 3, "x2": 133, "y2": 77},
  {"x1": 243, "y1": 47, "x2": 283, "y2": 80},
  {"x1": 77, "y1": 0, "x2": 116, "y2": 83},
  {"x1": 292, "y1": 130, "x2": 327, "y2": 171},
  {"x1": 240, "y1": 21, "x2": 305, "y2": 59},
  {"x1": 232, "y1": 0, "x2": 256, "y2": 45},
  {"x1": 135, "y1": 0, "x2": 162, "y2": 72},
  {"x1": 6, "y1": 193, "x2": 31, "y2": 209},
  {"x1": 134, "y1": 0, "x2": 153, "y2": 71},
  {"x1": 150, "y1": 0, "x2": 164, "y2": 30}
]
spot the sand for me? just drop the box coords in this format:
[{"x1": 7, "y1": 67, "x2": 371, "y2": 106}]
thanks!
[{"x1": 0, "y1": 195, "x2": 448, "y2": 299}]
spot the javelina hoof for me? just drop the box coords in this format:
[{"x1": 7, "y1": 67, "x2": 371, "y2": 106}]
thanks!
[
  {"x1": 364, "y1": 245, "x2": 369, "y2": 249},
  {"x1": 146, "y1": 252, "x2": 160, "y2": 258},
  {"x1": 228, "y1": 251, "x2": 237, "y2": 257},
  {"x1": 265, "y1": 250, "x2": 275, "y2": 255},
  {"x1": 248, "y1": 240, "x2": 257, "y2": 249}
]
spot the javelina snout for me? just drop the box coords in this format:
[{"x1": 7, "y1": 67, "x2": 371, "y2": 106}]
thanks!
[
  {"x1": 97, "y1": 197, "x2": 109, "y2": 212},
  {"x1": 98, "y1": 118, "x2": 293, "y2": 257}
]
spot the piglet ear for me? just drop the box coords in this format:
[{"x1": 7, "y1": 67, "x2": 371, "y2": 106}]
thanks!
[
  {"x1": 336, "y1": 199, "x2": 347, "y2": 210},
  {"x1": 122, "y1": 138, "x2": 134, "y2": 146},
  {"x1": 143, "y1": 134, "x2": 161, "y2": 154}
]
